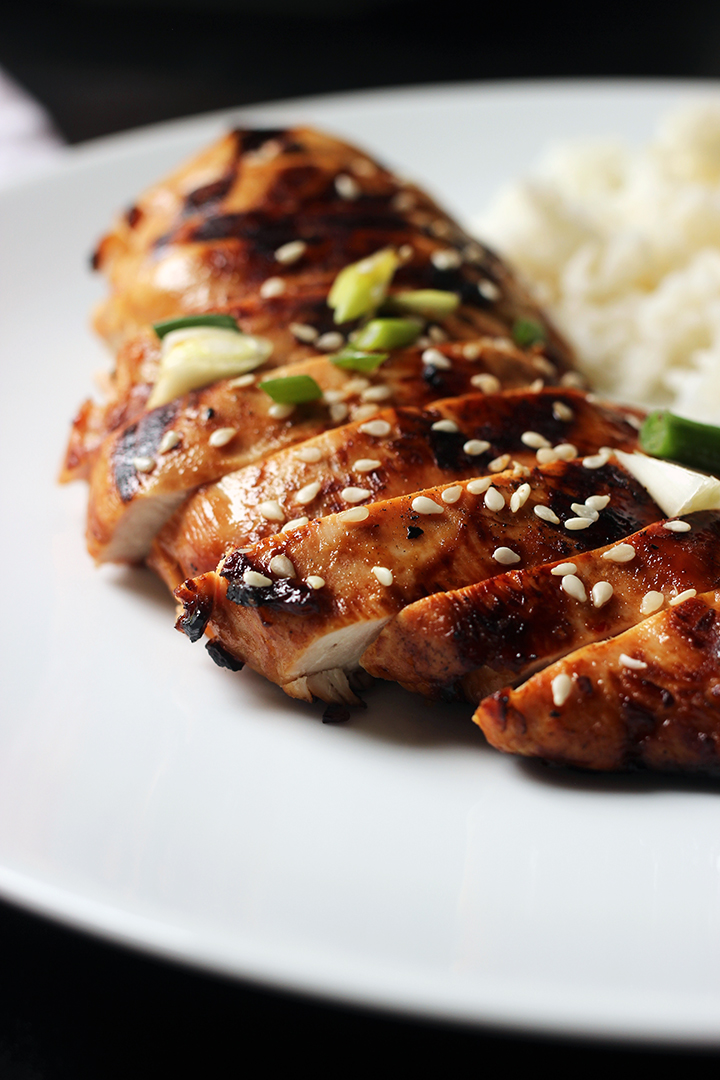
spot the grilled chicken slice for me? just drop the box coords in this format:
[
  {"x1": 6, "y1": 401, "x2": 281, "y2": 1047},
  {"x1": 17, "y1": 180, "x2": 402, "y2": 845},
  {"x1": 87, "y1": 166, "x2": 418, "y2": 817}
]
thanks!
[
  {"x1": 91, "y1": 126, "x2": 574, "y2": 365},
  {"x1": 173, "y1": 459, "x2": 663, "y2": 704},
  {"x1": 80, "y1": 339, "x2": 557, "y2": 564},
  {"x1": 150, "y1": 388, "x2": 643, "y2": 591},
  {"x1": 68, "y1": 125, "x2": 576, "y2": 484},
  {"x1": 474, "y1": 590, "x2": 720, "y2": 773},
  {"x1": 362, "y1": 512, "x2": 720, "y2": 702}
]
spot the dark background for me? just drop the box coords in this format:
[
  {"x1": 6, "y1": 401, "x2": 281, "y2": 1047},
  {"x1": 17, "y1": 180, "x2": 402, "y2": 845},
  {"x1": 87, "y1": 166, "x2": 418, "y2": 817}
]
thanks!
[{"x1": 2, "y1": 1, "x2": 720, "y2": 1075}]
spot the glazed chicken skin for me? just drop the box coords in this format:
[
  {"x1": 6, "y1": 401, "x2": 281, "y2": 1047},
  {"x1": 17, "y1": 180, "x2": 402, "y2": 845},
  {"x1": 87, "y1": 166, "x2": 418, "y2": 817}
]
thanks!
[
  {"x1": 68, "y1": 125, "x2": 575, "y2": 487},
  {"x1": 80, "y1": 339, "x2": 560, "y2": 565},
  {"x1": 149, "y1": 387, "x2": 643, "y2": 591},
  {"x1": 173, "y1": 458, "x2": 663, "y2": 704},
  {"x1": 475, "y1": 590, "x2": 720, "y2": 774},
  {"x1": 362, "y1": 512, "x2": 720, "y2": 702}
]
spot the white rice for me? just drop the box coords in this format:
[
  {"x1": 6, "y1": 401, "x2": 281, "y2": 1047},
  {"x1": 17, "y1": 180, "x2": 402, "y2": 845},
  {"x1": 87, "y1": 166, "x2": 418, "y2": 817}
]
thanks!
[{"x1": 475, "y1": 100, "x2": 720, "y2": 422}]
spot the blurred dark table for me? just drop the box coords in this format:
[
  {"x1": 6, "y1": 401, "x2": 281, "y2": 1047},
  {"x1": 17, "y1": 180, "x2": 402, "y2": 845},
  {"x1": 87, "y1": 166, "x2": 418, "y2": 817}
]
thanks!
[{"x1": 2, "y1": 1, "x2": 720, "y2": 1075}]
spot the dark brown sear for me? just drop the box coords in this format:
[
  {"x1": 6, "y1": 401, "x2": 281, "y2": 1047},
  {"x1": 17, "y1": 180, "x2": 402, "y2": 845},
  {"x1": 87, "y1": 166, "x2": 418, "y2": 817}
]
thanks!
[
  {"x1": 362, "y1": 512, "x2": 720, "y2": 702},
  {"x1": 172, "y1": 459, "x2": 663, "y2": 704},
  {"x1": 149, "y1": 388, "x2": 642, "y2": 592},
  {"x1": 475, "y1": 590, "x2": 720, "y2": 774}
]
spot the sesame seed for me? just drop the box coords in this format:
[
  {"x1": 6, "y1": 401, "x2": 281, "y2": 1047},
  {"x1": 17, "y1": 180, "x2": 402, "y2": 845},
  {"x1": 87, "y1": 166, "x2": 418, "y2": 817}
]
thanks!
[
  {"x1": 372, "y1": 566, "x2": 394, "y2": 586},
  {"x1": 307, "y1": 575, "x2": 326, "y2": 589},
  {"x1": 132, "y1": 455, "x2": 154, "y2": 473},
  {"x1": 335, "y1": 173, "x2": 361, "y2": 200},
  {"x1": 602, "y1": 544, "x2": 636, "y2": 563},
  {"x1": 317, "y1": 331, "x2": 344, "y2": 352},
  {"x1": 361, "y1": 385, "x2": 392, "y2": 402},
  {"x1": 484, "y1": 486, "x2": 505, "y2": 512},
  {"x1": 289, "y1": 322, "x2": 318, "y2": 343},
  {"x1": 350, "y1": 157, "x2": 375, "y2": 177},
  {"x1": 488, "y1": 454, "x2": 511, "y2": 473},
  {"x1": 492, "y1": 336, "x2": 515, "y2": 351},
  {"x1": 553, "y1": 443, "x2": 577, "y2": 461},
  {"x1": 422, "y1": 348, "x2": 451, "y2": 370},
  {"x1": 640, "y1": 591, "x2": 664, "y2": 615},
  {"x1": 339, "y1": 506, "x2": 370, "y2": 523},
  {"x1": 464, "y1": 439, "x2": 490, "y2": 456},
  {"x1": 243, "y1": 569, "x2": 272, "y2": 588},
  {"x1": 551, "y1": 562, "x2": 577, "y2": 576},
  {"x1": 552, "y1": 400, "x2": 574, "y2": 422},
  {"x1": 591, "y1": 581, "x2": 614, "y2": 608},
  {"x1": 533, "y1": 357, "x2": 557, "y2": 377},
  {"x1": 560, "y1": 371, "x2": 586, "y2": 389},
  {"x1": 281, "y1": 516, "x2": 309, "y2": 532},
  {"x1": 466, "y1": 476, "x2": 493, "y2": 495},
  {"x1": 260, "y1": 276, "x2": 285, "y2": 298},
  {"x1": 463, "y1": 242, "x2": 484, "y2": 264},
  {"x1": 391, "y1": 191, "x2": 415, "y2": 212},
  {"x1": 625, "y1": 414, "x2": 643, "y2": 430},
  {"x1": 397, "y1": 243, "x2": 414, "y2": 262},
  {"x1": 536, "y1": 447, "x2": 559, "y2": 465},
  {"x1": 296, "y1": 481, "x2": 321, "y2": 505},
  {"x1": 430, "y1": 249, "x2": 462, "y2": 270},
  {"x1": 585, "y1": 495, "x2": 610, "y2": 511},
  {"x1": 353, "y1": 458, "x2": 381, "y2": 473},
  {"x1": 208, "y1": 426, "x2": 237, "y2": 448},
  {"x1": 411, "y1": 495, "x2": 444, "y2": 515},
  {"x1": 442, "y1": 485, "x2": 463, "y2": 504},
  {"x1": 462, "y1": 342, "x2": 483, "y2": 360},
  {"x1": 431, "y1": 419, "x2": 459, "y2": 433},
  {"x1": 274, "y1": 239, "x2": 307, "y2": 265},
  {"x1": 493, "y1": 546, "x2": 520, "y2": 565},
  {"x1": 341, "y1": 486, "x2": 371, "y2": 504},
  {"x1": 296, "y1": 445, "x2": 323, "y2": 463},
  {"x1": 344, "y1": 377, "x2": 370, "y2": 394},
  {"x1": 470, "y1": 373, "x2": 501, "y2": 393},
  {"x1": 562, "y1": 574, "x2": 587, "y2": 602},
  {"x1": 551, "y1": 673, "x2": 572, "y2": 706},
  {"x1": 510, "y1": 483, "x2": 531, "y2": 513},
  {"x1": 565, "y1": 517, "x2": 594, "y2": 530},
  {"x1": 428, "y1": 325, "x2": 448, "y2": 344},
  {"x1": 351, "y1": 404, "x2": 380, "y2": 422},
  {"x1": 534, "y1": 505, "x2": 560, "y2": 524},
  {"x1": 663, "y1": 520, "x2": 692, "y2": 532},
  {"x1": 359, "y1": 419, "x2": 391, "y2": 437},
  {"x1": 429, "y1": 218, "x2": 452, "y2": 238},
  {"x1": 620, "y1": 654, "x2": 648, "y2": 671},
  {"x1": 571, "y1": 502, "x2": 598, "y2": 521},
  {"x1": 670, "y1": 589, "x2": 697, "y2": 606},
  {"x1": 478, "y1": 279, "x2": 500, "y2": 301},
  {"x1": 258, "y1": 500, "x2": 285, "y2": 522},
  {"x1": 521, "y1": 430, "x2": 551, "y2": 449},
  {"x1": 269, "y1": 402, "x2": 295, "y2": 419},
  {"x1": 529, "y1": 379, "x2": 544, "y2": 392},
  {"x1": 582, "y1": 451, "x2": 612, "y2": 469},
  {"x1": 323, "y1": 389, "x2": 347, "y2": 405},
  {"x1": 269, "y1": 554, "x2": 296, "y2": 578},
  {"x1": 158, "y1": 430, "x2": 180, "y2": 453},
  {"x1": 228, "y1": 373, "x2": 256, "y2": 388},
  {"x1": 330, "y1": 403, "x2": 349, "y2": 423}
]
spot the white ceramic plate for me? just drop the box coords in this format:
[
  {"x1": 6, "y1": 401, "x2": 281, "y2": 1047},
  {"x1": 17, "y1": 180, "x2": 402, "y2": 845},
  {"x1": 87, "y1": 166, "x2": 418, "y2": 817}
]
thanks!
[{"x1": 2, "y1": 80, "x2": 720, "y2": 1045}]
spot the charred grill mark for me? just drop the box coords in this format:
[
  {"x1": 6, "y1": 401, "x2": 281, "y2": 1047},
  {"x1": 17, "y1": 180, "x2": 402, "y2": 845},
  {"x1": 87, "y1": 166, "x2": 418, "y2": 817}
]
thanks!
[
  {"x1": 125, "y1": 205, "x2": 143, "y2": 228},
  {"x1": 175, "y1": 578, "x2": 214, "y2": 642},
  {"x1": 205, "y1": 640, "x2": 245, "y2": 671},
  {"x1": 407, "y1": 526, "x2": 424, "y2": 539},
  {"x1": 184, "y1": 175, "x2": 235, "y2": 212},
  {"x1": 220, "y1": 552, "x2": 322, "y2": 615},
  {"x1": 113, "y1": 403, "x2": 178, "y2": 503},
  {"x1": 428, "y1": 428, "x2": 467, "y2": 470},
  {"x1": 234, "y1": 128, "x2": 289, "y2": 154}
]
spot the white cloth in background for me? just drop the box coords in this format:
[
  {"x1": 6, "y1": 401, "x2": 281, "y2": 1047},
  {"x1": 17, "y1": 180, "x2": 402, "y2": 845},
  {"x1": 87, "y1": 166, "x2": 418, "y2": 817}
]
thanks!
[{"x1": 0, "y1": 68, "x2": 65, "y2": 188}]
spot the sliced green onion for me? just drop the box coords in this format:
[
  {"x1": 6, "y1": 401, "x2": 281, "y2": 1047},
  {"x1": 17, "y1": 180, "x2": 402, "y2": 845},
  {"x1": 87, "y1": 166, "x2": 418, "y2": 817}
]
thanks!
[
  {"x1": 328, "y1": 247, "x2": 400, "y2": 324},
  {"x1": 512, "y1": 318, "x2": 546, "y2": 348},
  {"x1": 350, "y1": 318, "x2": 421, "y2": 351},
  {"x1": 152, "y1": 313, "x2": 239, "y2": 338},
  {"x1": 640, "y1": 410, "x2": 720, "y2": 476},
  {"x1": 615, "y1": 449, "x2": 720, "y2": 516},
  {"x1": 330, "y1": 349, "x2": 389, "y2": 373},
  {"x1": 388, "y1": 289, "x2": 460, "y2": 319},
  {"x1": 147, "y1": 327, "x2": 272, "y2": 408},
  {"x1": 259, "y1": 375, "x2": 323, "y2": 404}
]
